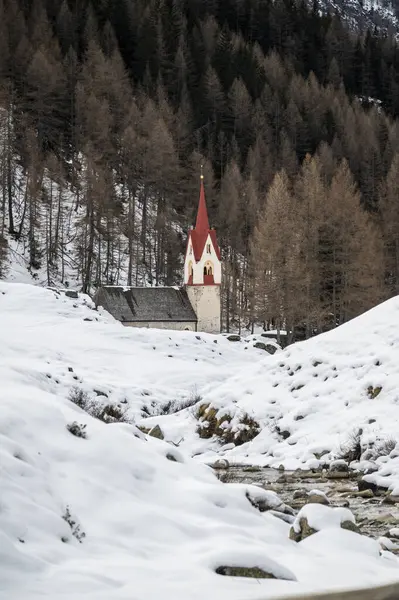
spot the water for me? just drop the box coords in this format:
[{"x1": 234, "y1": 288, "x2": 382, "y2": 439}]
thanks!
[{"x1": 216, "y1": 466, "x2": 399, "y2": 539}]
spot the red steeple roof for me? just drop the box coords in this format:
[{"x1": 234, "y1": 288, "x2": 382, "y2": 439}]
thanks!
[
  {"x1": 186, "y1": 176, "x2": 221, "y2": 264},
  {"x1": 195, "y1": 178, "x2": 210, "y2": 232}
]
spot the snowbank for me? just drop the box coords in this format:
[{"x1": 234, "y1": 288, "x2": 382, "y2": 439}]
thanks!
[{"x1": 1, "y1": 282, "x2": 399, "y2": 598}]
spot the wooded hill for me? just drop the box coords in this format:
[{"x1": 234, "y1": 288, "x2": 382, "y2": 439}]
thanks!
[{"x1": 1, "y1": 0, "x2": 399, "y2": 337}]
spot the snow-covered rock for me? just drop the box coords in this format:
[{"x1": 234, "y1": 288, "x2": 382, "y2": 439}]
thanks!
[{"x1": 290, "y1": 505, "x2": 359, "y2": 542}]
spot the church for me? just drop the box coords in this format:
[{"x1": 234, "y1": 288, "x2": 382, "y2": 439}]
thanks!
[{"x1": 94, "y1": 174, "x2": 222, "y2": 334}]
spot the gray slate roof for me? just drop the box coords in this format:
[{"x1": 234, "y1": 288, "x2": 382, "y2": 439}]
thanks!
[{"x1": 95, "y1": 286, "x2": 197, "y2": 323}]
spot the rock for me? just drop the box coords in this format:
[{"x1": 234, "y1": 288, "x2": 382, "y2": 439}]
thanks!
[
  {"x1": 352, "y1": 489, "x2": 374, "y2": 498},
  {"x1": 329, "y1": 460, "x2": 349, "y2": 473},
  {"x1": 215, "y1": 566, "x2": 275, "y2": 579},
  {"x1": 314, "y1": 450, "x2": 329, "y2": 460},
  {"x1": 327, "y1": 471, "x2": 350, "y2": 479},
  {"x1": 278, "y1": 464, "x2": 285, "y2": 472},
  {"x1": 289, "y1": 517, "x2": 317, "y2": 542},
  {"x1": 166, "y1": 452, "x2": 182, "y2": 462},
  {"x1": 290, "y1": 507, "x2": 359, "y2": 542},
  {"x1": 148, "y1": 425, "x2": 164, "y2": 440},
  {"x1": 358, "y1": 479, "x2": 378, "y2": 494},
  {"x1": 213, "y1": 459, "x2": 230, "y2": 469},
  {"x1": 306, "y1": 491, "x2": 329, "y2": 505},
  {"x1": 277, "y1": 475, "x2": 287, "y2": 483},
  {"x1": 382, "y1": 494, "x2": 399, "y2": 505},
  {"x1": 265, "y1": 344, "x2": 277, "y2": 354},
  {"x1": 280, "y1": 430, "x2": 290, "y2": 440},
  {"x1": 373, "y1": 514, "x2": 397, "y2": 525},
  {"x1": 293, "y1": 490, "x2": 308, "y2": 500},
  {"x1": 253, "y1": 342, "x2": 277, "y2": 354},
  {"x1": 269, "y1": 510, "x2": 295, "y2": 524},
  {"x1": 341, "y1": 520, "x2": 360, "y2": 533},
  {"x1": 65, "y1": 290, "x2": 78, "y2": 298},
  {"x1": 93, "y1": 389, "x2": 108, "y2": 398}
]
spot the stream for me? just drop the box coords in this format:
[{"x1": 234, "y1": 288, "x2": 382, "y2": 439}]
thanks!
[{"x1": 215, "y1": 465, "x2": 399, "y2": 540}]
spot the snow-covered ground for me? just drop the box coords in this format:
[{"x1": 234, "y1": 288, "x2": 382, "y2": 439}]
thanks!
[
  {"x1": 2, "y1": 282, "x2": 399, "y2": 598},
  {"x1": 146, "y1": 294, "x2": 399, "y2": 496}
]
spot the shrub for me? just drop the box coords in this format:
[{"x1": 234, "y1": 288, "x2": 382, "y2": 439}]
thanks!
[
  {"x1": 370, "y1": 437, "x2": 397, "y2": 459},
  {"x1": 66, "y1": 422, "x2": 87, "y2": 439},
  {"x1": 97, "y1": 404, "x2": 129, "y2": 423},
  {"x1": 68, "y1": 386, "x2": 90, "y2": 409},
  {"x1": 62, "y1": 506, "x2": 86, "y2": 543},
  {"x1": 195, "y1": 406, "x2": 260, "y2": 446},
  {"x1": 337, "y1": 428, "x2": 363, "y2": 462},
  {"x1": 367, "y1": 385, "x2": 382, "y2": 399},
  {"x1": 68, "y1": 386, "x2": 130, "y2": 424},
  {"x1": 233, "y1": 413, "x2": 261, "y2": 446}
]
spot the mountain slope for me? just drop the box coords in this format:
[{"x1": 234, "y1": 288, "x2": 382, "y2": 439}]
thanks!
[{"x1": 1, "y1": 282, "x2": 399, "y2": 598}]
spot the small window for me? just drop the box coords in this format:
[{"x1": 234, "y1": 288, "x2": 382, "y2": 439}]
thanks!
[
  {"x1": 189, "y1": 246, "x2": 192, "y2": 255},
  {"x1": 206, "y1": 243, "x2": 211, "y2": 254}
]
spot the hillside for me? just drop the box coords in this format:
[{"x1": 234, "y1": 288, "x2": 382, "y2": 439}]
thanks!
[
  {"x1": 2, "y1": 282, "x2": 399, "y2": 598},
  {"x1": 4, "y1": 0, "x2": 399, "y2": 336},
  {"x1": 145, "y1": 295, "x2": 399, "y2": 495}
]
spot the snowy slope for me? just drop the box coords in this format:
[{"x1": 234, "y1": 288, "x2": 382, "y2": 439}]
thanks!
[
  {"x1": 155, "y1": 295, "x2": 399, "y2": 494},
  {"x1": 320, "y1": 0, "x2": 399, "y2": 34},
  {"x1": 2, "y1": 282, "x2": 399, "y2": 599}
]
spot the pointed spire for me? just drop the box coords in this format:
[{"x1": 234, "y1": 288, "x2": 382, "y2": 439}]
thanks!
[{"x1": 195, "y1": 166, "x2": 210, "y2": 232}]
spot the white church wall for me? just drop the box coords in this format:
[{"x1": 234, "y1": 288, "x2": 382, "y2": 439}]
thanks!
[{"x1": 186, "y1": 285, "x2": 221, "y2": 334}]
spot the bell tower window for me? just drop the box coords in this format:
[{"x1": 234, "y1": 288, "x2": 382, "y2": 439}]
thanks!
[
  {"x1": 204, "y1": 261, "x2": 213, "y2": 276},
  {"x1": 206, "y1": 243, "x2": 211, "y2": 254}
]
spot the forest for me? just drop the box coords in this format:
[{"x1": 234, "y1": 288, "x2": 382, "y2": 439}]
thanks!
[{"x1": 1, "y1": 0, "x2": 399, "y2": 337}]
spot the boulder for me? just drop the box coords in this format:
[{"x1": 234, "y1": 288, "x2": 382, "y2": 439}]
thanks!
[
  {"x1": 353, "y1": 489, "x2": 374, "y2": 499},
  {"x1": 253, "y1": 342, "x2": 277, "y2": 354},
  {"x1": 289, "y1": 517, "x2": 317, "y2": 542},
  {"x1": 148, "y1": 425, "x2": 164, "y2": 440},
  {"x1": 216, "y1": 566, "x2": 276, "y2": 578},
  {"x1": 289, "y1": 505, "x2": 359, "y2": 542},
  {"x1": 293, "y1": 490, "x2": 307, "y2": 500},
  {"x1": 227, "y1": 335, "x2": 241, "y2": 342},
  {"x1": 329, "y1": 460, "x2": 349, "y2": 473},
  {"x1": 382, "y1": 494, "x2": 399, "y2": 505},
  {"x1": 358, "y1": 479, "x2": 378, "y2": 494},
  {"x1": 306, "y1": 490, "x2": 329, "y2": 505},
  {"x1": 265, "y1": 344, "x2": 277, "y2": 354},
  {"x1": 216, "y1": 563, "x2": 296, "y2": 581},
  {"x1": 245, "y1": 488, "x2": 292, "y2": 515},
  {"x1": 213, "y1": 458, "x2": 230, "y2": 470},
  {"x1": 65, "y1": 290, "x2": 79, "y2": 299}
]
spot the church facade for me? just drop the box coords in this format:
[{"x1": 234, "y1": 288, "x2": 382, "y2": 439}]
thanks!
[{"x1": 94, "y1": 176, "x2": 222, "y2": 334}]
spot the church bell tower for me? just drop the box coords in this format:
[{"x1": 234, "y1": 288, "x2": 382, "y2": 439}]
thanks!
[{"x1": 184, "y1": 172, "x2": 221, "y2": 333}]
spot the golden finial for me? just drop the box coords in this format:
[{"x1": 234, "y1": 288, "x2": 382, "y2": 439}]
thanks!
[{"x1": 200, "y1": 164, "x2": 204, "y2": 180}]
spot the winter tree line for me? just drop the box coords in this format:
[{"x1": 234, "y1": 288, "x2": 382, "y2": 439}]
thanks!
[{"x1": 1, "y1": 0, "x2": 399, "y2": 338}]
